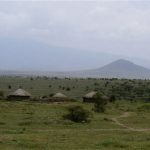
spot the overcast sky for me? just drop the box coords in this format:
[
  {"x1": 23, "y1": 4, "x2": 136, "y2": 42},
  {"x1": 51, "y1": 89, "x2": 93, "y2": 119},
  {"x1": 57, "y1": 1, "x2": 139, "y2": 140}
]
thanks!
[{"x1": 0, "y1": 0, "x2": 150, "y2": 70}]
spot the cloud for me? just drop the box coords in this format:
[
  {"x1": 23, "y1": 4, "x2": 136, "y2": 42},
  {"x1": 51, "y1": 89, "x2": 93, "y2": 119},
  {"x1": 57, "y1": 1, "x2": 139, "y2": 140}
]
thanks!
[
  {"x1": 0, "y1": 1, "x2": 150, "y2": 59},
  {"x1": 0, "y1": 11, "x2": 31, "y2": 37}
]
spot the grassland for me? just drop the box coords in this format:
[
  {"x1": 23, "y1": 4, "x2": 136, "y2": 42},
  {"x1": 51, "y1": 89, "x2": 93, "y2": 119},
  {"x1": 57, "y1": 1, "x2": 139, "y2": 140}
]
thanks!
[
  {"x1": 1, "y1": 76, "x2": 150, "y2": 101},
  {"x1": 0, "y1": 100, "x2": 149, "y2": 150},
  {"x1": 0, "y1": 77, "x2": 150, "y2": 149}
]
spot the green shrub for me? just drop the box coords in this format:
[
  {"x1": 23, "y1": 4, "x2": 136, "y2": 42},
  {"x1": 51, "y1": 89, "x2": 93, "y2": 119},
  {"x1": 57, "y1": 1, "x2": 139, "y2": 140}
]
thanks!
[
  {"x1": 64, "y1": 105, "x2": 92, "y2": 123},
  {"x1": 109, "y1": 95, "x2": 116, "y2": 103},
  {"x1": 8, "y1": 85, "x2": 12, "y2": 89},
  {"x1": 49, "y1": 93, "x2": 54, "y2": 97},
  {"x1": 99, "y1": 139, "x2": 129, "y2": 148},
  {"x1": 66, "y1": 87, "x2": 71, "y2": 91},
  {"x1": 0, "y1": 91, "x2": 4, "y2": 97},
  {"x1": 137, "y1": 104, "x2": 150, "y2": 112},
  {"x1": 94, "y1": 93, "x2": 108, "y2": 113}
]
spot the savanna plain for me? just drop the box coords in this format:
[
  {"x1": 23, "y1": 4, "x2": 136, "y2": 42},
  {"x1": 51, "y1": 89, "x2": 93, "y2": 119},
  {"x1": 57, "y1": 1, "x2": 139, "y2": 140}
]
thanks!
[{"x1": 0, "y1": 76, "x2": 150, "y2": 150}]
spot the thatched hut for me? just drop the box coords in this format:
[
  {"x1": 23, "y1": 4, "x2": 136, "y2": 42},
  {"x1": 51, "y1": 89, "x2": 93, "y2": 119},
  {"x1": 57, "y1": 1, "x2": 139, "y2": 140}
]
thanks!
[
  {"x1": 53, "y1": 92, "x2": 67, "y2": 98},
  {"x1": 8, "y1": 88, "x2": 31, "y2": 100},
  {"x1": 83, "y1": 91, "x2": 97, "y2": 103},
  {"x1": 48, "y1": 92, "x2": 68, "y2": 102}
]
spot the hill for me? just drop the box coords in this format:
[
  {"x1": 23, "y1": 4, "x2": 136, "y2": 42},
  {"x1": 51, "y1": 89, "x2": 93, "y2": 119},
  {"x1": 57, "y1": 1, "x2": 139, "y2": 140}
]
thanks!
[
  {"x1": 61, "y1": 59, "x2": 150, "y2": 79},
  {"x1": 1, "y1": 59, "x2": 150, "y2": 79},
  {"x1": 87, "y1": 59, "x2": 150, "y2": 79}
]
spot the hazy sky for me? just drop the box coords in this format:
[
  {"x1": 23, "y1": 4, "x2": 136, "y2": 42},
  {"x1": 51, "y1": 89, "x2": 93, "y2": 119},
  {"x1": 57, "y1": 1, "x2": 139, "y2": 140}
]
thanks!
[{"x1": 0, "y1": 0, "x2": 150, "y2": 70}]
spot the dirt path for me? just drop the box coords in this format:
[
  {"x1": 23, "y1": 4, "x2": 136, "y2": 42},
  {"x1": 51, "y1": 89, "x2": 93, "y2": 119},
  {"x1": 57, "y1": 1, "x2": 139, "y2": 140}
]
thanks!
[
  {"x1": 33, "y1": 112, "x2": 150, "y2": 133},
  {"x1": 111, "y1": 112, "x2": 150, "y2": 132}
]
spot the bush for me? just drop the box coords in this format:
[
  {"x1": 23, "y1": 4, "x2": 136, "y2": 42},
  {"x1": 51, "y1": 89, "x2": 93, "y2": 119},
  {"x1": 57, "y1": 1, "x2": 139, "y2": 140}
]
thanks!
[
  {"x1": 64, "y1": 105, "x2": 92, "y2": 123},
  {"x1": 49, "y1": 93, "x2": 54, "y2": 97},
  {"x1": 94, "y1": 93, "x2": 108, "y2": 113},
  {"x1": 110, "y1": 95, "x2": 116, "y2": 103},
  {"x1": 0, "y1": 91, "x2": 4, "y2": 97},
  {"x1": 137, "y1": 104, "x2": 150, "y2": 112},
  {"x1": 31, "y1": 97, "x2": 39, "y2": 102},
  {"x1": 8, "y1": 85, "x2": 12, "y2": 89},
  {"x1": 42, "y1": 95, "x2": 48, "y2": 99},
  {"x1": 66, "y1": 87, "x2": 71, "y2": 91},
  {"x1": 30, "y1": 77, "x2": 34, "y2": 81}
]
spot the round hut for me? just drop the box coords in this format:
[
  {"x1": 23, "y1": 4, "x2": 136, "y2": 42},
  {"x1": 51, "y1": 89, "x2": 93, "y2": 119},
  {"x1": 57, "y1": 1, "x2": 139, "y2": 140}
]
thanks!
[
  {"x1": 50, "y1": 92, "x2": 68, "y2": 102},
  {"x1": 8, "y1": 88, "x2": 31, "y2": 100},
  {"x1": 53, "y1": 92, "x2": 67, "y2": 98},
  {"x1": 83, "y1": 91, "x2": 97, "y2": 103}
]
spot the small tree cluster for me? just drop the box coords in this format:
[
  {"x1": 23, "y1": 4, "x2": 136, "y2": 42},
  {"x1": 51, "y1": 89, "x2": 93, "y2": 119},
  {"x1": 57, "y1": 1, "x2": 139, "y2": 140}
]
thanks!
[
  {"x1": 49, "y1": 93, "x2": 54, "y2": 97},
  {"x1": 66, "y1": 87, "x2": 71, "y2": 91},
  {"x1": 64, "y1": 105, "x2": 92, "y2": 123},
  {"x1": 8, "y1": 85, "x2": 12, "y2": 89},
  {"x1": 49, "y1": 85, "x2": 52, "y2": 88},
  {"x1": 59, "y1": 86, "x2": 71, "y2": 91},
  {"x1": 0, "y1": 91, "x2": 4, "y2": 97},
  {"x1": 94, "y1": 93, "x2": 108, "y2": 113},
  {"x1": 109, "y1": 95, "x2": 116, "y2": 103}
]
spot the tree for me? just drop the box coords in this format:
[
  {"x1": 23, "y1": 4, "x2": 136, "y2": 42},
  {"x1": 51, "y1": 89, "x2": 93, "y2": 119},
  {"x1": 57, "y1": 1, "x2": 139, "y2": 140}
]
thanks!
[
  {"x1": 64, "y1": 105, "x2": 92, "y2": 123},
  {"x1": 110, "y1": 95, "x2": 116, "y2": 103},
  {"x1": 66, "y1": 87, "x2": 71, "y2": 91},
  {"x1": 30, "y1": 77, "x2": 34, "y2": 81},
  {"x1": 0, "y1": 91, "x2": 4, "y2": 97},
  {"x1": 49, "y1": 93, "x2": 54, "y2": 97},
  {"x1": 8, "y1": 85, "x2": 12, "y2": 89},
  {"x1": 94, "y1": 93, "x2": 108, "y2": 113}
]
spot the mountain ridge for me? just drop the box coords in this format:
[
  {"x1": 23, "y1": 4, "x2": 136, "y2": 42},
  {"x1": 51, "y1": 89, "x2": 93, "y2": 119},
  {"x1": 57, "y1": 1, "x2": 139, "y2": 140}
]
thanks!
[
  {"x1": 0, "y1": 59, "x2": 150, "y2": 79},
  {"x1": 97, "y1": 59, "x2": 150, "y2": 72},
  {"x1": 87, "y1": 59, "x2": 150, "y2": 79}
]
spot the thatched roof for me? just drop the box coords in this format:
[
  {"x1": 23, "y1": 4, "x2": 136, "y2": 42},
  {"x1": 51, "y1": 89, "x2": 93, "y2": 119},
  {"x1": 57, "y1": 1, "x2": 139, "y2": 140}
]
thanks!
[
  {"x1": 53, "y1": 92, "x2": 67, "y2": 98},
  {"x1": 9, "y1": 89, "x2": 31, "y2": 97},
  {"x1": 83, "y1": 91, "x2": 97, "y2": 98}
]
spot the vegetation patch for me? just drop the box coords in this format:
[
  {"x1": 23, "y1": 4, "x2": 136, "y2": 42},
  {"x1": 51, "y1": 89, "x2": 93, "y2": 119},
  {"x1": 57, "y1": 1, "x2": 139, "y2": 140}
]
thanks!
[
  {"x1": 18, "y1": 121, "x2": 32, "y2": 126},
  {"x1": 0, "y1": 122, "x2": 6, "y2": 125},
  {"x1": 0, "y1": 93, "x2": 149, "y2": 149},
  {"x1": 63, "y1": 105, "x2": 92, "y2": 123},
  {"x1": 137, "y1": 104, "x2": 150, "y2": 112},
  {"x1": 94, "y1": 93, "x2": 108, "y2": 113},
  {"x1": 16, "y1": 139, "x2": 46, "y2": 149},
  {"x1": 96, "y1": 139, "x2": 129, "y2": 149}
]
